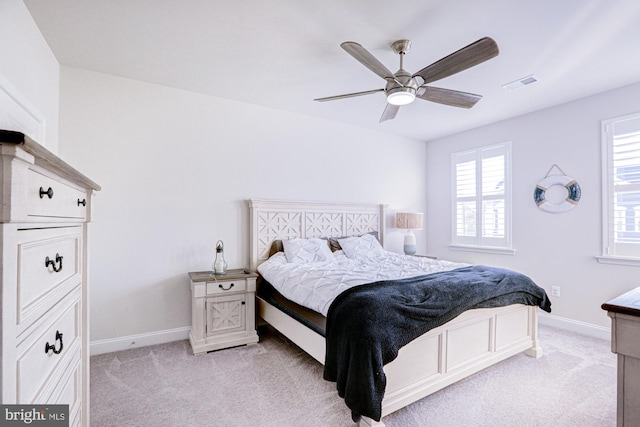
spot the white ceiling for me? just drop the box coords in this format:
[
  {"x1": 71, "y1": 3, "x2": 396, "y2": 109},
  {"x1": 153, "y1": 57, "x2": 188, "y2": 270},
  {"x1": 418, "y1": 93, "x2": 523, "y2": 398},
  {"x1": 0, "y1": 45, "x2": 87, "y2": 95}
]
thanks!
[{"x1": 24, "y1": 0, "x2": 640, "y2": 141}]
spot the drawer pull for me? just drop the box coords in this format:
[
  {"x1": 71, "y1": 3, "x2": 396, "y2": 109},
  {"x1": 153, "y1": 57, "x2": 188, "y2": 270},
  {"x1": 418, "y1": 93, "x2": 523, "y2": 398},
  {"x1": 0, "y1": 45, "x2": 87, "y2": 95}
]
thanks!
[
  {"x1": 218, "y1": 283, "x2": 235, "y2": 291},
  {"x1": 45, "y1": 253, "x2": 64, "y2": 272},
  {"x1": 44, "y1": 330, "x2": 64, "y2": 355},
  {"x1": 78, "y1": 198, "x2": 87, "y2": 206},
  {"x1": 39, "y1": 186, "x2": 54, "y2": 199}
]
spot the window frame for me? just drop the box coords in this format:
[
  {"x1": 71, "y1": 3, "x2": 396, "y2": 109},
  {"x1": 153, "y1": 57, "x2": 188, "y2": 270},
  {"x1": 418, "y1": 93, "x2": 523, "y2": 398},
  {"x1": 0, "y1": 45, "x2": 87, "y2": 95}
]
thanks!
[
  {"x1": 597, "y1": 112, "x2": 640, "y2": 266},
  {"x1": 449, "y1": 141, "x2": 515, "y2": 255}
]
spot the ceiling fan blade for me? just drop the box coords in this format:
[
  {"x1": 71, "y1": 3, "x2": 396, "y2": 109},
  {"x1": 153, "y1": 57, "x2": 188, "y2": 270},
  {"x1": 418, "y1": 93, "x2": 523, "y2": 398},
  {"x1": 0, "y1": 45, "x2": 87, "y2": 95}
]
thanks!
[
  {"x1": 314, "y1": 88, "x2": 384, "y2": 102},
  {"x1": 416, "y1": 86, "x2": 482, "y2": 108},
  {"x1": 379, "y1": 104, "x2": 400, "y2": 122},
  {"x1": 341, "y1": 41, "x2": 396, "y2": 81},
  {"x1": 413, "y1": 37, "x2": 499, "y2": 85}
]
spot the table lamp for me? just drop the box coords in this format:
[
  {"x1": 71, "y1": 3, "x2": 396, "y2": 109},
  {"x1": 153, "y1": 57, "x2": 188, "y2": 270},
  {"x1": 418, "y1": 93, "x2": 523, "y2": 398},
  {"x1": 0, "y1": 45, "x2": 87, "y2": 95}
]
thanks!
[{"x1": 396, "y1": 212, "x2": 423, "y2": 255}]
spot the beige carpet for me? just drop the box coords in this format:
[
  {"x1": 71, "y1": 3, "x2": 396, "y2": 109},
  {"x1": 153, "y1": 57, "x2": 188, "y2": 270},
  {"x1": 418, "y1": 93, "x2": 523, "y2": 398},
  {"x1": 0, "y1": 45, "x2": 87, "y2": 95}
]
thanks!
[{"x1": 90, "y1": 324, "x2": 616, "y2": 426}]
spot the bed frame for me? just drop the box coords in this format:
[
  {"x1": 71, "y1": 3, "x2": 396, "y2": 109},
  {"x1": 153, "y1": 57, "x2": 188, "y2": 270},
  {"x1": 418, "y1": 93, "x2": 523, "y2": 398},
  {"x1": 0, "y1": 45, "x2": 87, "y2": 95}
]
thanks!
[{"x1": 249, "y1": 199, "x2": 542, "y2": 426}]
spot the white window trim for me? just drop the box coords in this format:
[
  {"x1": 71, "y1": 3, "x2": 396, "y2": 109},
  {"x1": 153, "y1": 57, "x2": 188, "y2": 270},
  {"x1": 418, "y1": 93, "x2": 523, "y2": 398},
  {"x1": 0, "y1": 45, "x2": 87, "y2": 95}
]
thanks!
[
  {"x1": 599, "y1": 112, "x2": 640, "y2": 266},
  {"x1": 450, "y1": 141, "x2": 514, "y2": 255},
  {"x1": 449, "y1": 244, "x2": 516, "y2": 255},
  {"x1": 595, "y1": 255, "x2": 640, "y2": 267}
]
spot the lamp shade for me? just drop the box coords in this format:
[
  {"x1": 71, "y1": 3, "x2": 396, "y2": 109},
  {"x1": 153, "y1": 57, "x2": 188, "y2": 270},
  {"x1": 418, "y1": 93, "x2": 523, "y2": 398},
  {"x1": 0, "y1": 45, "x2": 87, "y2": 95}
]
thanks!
[{"x1": 396, "y1": 212, "x2": 423, "y2": 230}]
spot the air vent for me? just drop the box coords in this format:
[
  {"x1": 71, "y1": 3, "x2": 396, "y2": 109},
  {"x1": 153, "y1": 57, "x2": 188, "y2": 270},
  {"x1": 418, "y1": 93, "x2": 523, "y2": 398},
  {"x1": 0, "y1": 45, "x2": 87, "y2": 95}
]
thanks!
[{"x1": 502, "y1": 74, "x2": 540, "y2": 90}]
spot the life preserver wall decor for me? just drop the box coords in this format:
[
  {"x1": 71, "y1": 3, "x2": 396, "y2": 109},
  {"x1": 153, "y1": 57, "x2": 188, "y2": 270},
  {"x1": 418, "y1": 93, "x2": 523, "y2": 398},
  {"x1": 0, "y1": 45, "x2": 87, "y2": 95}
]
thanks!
[{"x1": 534, "y1": 164, "x2": 581, "y2": 213}]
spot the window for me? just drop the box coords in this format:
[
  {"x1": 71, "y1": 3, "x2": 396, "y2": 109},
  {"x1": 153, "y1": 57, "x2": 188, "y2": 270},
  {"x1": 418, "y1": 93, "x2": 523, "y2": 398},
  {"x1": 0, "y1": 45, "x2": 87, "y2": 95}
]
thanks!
[
  {"x1": 451, "y1": 142, "x2": 513, "y2": 254},
  {"x1": 600, "y1": 113, "x2": 640, "y2": 265}
]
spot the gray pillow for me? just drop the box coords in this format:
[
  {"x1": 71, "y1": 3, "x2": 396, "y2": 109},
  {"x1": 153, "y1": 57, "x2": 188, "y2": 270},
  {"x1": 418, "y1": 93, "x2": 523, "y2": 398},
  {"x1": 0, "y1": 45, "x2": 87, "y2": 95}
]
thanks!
[{"x1": 328, "y1": 231, "x2": 379, "y2": 252}]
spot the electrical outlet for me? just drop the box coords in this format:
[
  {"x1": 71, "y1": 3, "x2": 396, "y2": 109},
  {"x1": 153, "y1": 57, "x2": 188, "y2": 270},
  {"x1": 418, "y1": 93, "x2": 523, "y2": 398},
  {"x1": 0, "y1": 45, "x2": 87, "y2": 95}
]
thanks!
[{"x1": 551, "y1": 286, "x2": 561, "y2": 297}]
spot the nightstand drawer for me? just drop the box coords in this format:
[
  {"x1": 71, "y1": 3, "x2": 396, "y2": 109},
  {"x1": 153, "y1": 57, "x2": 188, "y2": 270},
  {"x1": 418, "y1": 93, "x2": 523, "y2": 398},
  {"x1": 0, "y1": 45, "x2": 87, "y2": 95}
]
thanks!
[
  {"x1": 27, "y1": 169, "x2": 87, "y2": 220},
  {"x1": 17, "y1": 226, "x2": 82, "y2": 332},
  {"x1": 16, "y1": 291, "x2": 81, "y2": 403},
  {"x1": 206, "y1": 279, "x2": 247, "y2": 295}
]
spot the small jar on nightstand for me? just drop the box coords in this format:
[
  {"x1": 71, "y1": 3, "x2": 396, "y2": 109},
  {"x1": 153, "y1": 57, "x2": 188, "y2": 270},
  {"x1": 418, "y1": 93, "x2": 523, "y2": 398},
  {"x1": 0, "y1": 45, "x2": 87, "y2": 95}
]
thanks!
[{"x1": 188, "y1": 269, "x2": 259, "y2": 354}]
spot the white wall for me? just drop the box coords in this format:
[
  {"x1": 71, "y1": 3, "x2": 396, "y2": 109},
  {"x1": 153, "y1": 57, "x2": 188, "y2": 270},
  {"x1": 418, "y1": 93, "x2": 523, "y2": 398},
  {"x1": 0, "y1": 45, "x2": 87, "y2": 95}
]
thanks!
[
  {"x1": 425, "y1": 81, "x2": 640, "y2": 332},
  {"x1": 57, "y1": 67, "x2": 428, "y2": 352},
  {"x1": 14, "y1": 0, "x2": 633, "y2": 346},
  {"x1": 0, "y1": 0, "x2": 59, "y2": 151}
]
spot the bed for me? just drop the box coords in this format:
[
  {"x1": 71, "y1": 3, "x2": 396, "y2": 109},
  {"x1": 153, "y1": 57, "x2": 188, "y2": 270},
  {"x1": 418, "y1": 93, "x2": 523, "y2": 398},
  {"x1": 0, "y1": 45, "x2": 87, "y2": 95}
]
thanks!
[{"x1": 249, "y1": 199, "x2": 550, "y2": 426}]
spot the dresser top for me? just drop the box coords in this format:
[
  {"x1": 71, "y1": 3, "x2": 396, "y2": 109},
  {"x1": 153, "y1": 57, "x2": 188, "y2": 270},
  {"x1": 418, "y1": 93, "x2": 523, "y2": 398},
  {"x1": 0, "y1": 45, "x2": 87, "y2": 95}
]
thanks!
[
  {"x1": 0, "y1": 130, "x2": 101, "y2": 191},
  {"x1": 602, "y1": 287, "x2": 640, "y2": 317}
]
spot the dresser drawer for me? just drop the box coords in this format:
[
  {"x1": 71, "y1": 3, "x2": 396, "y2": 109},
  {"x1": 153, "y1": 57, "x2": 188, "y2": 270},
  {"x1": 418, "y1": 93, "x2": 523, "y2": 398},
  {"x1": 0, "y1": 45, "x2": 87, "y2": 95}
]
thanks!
[
  {"x1": 612, "y1": 315, "x2": 640, "y2": 359},
  {"x1": 27, "y1": 169, "x2": 88, "y2": 220},
  {"x1": 17, "y1": 226, "x2": 82, "y2": 333},
  {"x1": 49, "y1": 354, "x2": 82, "y2": 427},
  {"x1": 206, "y1": 278, "x2": 247, "y2": 295},
  {"x1": 16, "y1": 291, "x2": 81, "y2": 403}
]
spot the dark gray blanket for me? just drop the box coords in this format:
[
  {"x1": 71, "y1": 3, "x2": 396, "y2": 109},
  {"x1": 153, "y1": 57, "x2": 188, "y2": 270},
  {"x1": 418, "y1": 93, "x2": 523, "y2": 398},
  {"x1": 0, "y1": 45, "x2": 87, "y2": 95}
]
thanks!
[{"x1": 322, "y1": 265, "x2": 551, "y2": 422}]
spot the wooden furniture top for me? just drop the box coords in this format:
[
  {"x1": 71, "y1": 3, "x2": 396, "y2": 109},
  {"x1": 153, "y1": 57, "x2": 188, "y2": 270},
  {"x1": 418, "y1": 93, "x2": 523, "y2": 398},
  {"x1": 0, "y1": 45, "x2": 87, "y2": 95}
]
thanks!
[
  {"x1": 189, "y1": 269, "x2": 258, "y2": 283},
  {"x1": 0, "y1": 129, "x2": 101, "y2": 191},
  {"x1": 602, "y1": 286, "x2": 640, "y2": 317}
]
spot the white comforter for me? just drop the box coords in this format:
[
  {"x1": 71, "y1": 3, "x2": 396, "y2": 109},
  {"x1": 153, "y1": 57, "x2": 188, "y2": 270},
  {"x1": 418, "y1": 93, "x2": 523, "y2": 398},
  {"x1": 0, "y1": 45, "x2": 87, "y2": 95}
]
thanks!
[{"x1": 257, "y1": 250, "x2": 468, "y2": 316}]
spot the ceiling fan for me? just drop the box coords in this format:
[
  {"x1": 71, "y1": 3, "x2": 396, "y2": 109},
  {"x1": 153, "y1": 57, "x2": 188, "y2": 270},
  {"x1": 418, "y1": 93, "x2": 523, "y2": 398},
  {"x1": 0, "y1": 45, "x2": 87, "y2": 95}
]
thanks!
[{"x1": 314, "y1": 37, "x2": 499, "y2": 122}]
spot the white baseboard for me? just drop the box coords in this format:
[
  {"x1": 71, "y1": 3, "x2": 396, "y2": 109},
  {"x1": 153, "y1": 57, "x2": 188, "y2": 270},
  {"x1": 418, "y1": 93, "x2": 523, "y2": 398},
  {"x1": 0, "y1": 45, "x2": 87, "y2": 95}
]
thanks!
[
  {"x1": 538, "y1": 312, "x2": 611, "y2": 341},
  {"x1": 90, "y1": 326, "x2": 190, "y2": 356}
]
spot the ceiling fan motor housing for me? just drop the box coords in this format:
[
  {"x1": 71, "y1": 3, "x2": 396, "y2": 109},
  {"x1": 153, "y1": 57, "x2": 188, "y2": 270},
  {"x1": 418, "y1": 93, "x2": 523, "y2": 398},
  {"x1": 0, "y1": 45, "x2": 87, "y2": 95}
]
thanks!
[{"x1": 386, "y1": 69, "x2": 418, "y2": 105}]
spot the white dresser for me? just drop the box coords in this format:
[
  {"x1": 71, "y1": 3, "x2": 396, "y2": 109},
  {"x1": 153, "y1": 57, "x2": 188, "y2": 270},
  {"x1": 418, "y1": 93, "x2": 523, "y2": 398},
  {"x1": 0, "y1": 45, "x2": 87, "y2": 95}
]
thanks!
[{"x1": 0, "y1": 130, "x2": 100, "y2": 426}]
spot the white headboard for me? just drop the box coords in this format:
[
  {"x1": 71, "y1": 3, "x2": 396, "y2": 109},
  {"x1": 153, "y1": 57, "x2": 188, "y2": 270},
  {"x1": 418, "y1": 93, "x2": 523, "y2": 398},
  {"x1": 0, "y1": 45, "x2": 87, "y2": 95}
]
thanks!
[{"x1": 249, "y1": 199, "x2": 387, "y2": 271}]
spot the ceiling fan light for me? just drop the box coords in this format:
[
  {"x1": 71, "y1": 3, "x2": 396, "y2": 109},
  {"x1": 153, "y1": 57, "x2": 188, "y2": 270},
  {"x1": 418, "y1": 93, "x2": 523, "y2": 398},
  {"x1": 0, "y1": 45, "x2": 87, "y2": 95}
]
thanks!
[{"x1": 387, "y1": 88, "x2": 416, "y2": 106}]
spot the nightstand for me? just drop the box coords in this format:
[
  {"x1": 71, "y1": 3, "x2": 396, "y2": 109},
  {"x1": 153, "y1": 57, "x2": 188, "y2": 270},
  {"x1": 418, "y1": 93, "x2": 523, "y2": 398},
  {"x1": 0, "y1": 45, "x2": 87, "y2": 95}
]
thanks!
[{"x1": 188, "y1": 269, "x2": 259, "y2": 354}]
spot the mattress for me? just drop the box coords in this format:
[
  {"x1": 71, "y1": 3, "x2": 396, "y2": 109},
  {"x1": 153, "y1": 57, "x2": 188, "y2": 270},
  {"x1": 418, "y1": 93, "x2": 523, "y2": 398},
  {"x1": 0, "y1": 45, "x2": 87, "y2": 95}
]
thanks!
[
  {"x1": 257, "y1": 278, "x2": 326, "y2": 336},
  {"x1": 257, "y1": 248, "x2": 469, "y2": 316}
]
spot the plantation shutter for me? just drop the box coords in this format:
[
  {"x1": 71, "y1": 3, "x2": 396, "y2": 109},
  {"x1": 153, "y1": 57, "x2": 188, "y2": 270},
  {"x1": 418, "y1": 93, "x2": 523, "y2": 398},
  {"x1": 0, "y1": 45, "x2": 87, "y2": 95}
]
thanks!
[
  {"x1": 452, "y1": 143, "x2": 511, "y2": 249},
  {"x1": 604, "y1": 114, "x2": 640, "y2": 257}
]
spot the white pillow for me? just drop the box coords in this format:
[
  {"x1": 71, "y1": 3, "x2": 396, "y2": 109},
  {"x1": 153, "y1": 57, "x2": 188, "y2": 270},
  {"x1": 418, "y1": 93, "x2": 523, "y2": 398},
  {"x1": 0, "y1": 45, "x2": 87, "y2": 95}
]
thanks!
[
  {"x1": 282, "y1": 238, "x2": 333, "y2": 263},
  {"x1": 337, "y1": 233, "x2": 385, "y2": 259}
]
